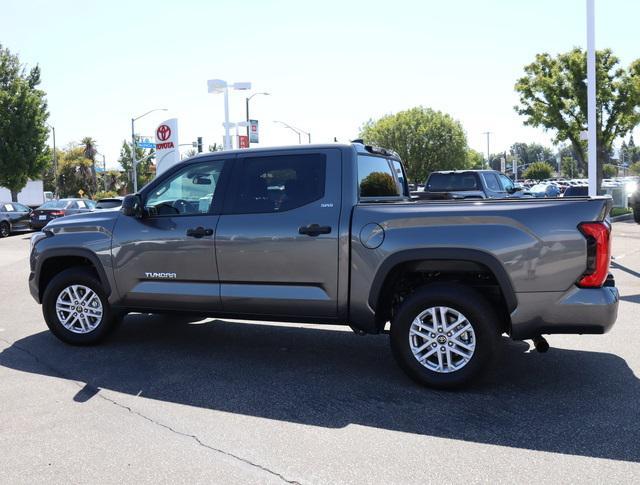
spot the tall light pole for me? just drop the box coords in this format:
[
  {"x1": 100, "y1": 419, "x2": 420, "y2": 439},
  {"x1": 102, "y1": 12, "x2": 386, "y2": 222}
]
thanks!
[
  {"x1": 96, "y1": 152, "x2": 107, "y2": 192},
  {"x1": 482, "y1": 131, "x2": 492, "y2": 169},
  {"x1": 274, "y1": 120, "x2": 311, "y2": 144},
  {"x1": 46, "y1": 123, "x2": 57, "y2": 196},
  {"x1": 586, "y1": 0, "x2": 597, "y2": 196},
  {"x1": 246, "y1": 92, "x2": 269, "y2": 144},
  {"x1": 131, "y1": 108, "x2": 167, "y2": 193},
  {"x1": 207, "y1": 79, "x2": 252, "y2": 150}
]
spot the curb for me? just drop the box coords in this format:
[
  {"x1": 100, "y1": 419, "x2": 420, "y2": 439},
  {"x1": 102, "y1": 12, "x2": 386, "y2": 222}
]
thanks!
[{"x1": 611, "y1": 213, "x2": 633, "y2": 222}]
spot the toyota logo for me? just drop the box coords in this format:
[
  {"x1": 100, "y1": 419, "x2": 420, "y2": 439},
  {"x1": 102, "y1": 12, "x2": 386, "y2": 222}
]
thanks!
[{"x1": 156, "y1": 124, "x2": 171, "y2": 141}]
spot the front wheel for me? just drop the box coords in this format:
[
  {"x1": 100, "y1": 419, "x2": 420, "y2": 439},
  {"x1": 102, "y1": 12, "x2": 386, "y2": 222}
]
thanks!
[
  {"x1": 0, "y1": 221, "x2": 9, "y2": 238},
  {"x1": 390, "y1": 284, "x2": 501, "y2": 389},
  {"x1": 42, "y1": 268, "x2": 116, "y2": 345},
  {"x1": 634, "y1": 206, "x2": 640, "y2": 224}
]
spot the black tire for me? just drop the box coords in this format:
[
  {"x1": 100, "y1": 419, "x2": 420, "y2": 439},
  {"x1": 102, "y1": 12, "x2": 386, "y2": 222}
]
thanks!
[
  {"x1": 0, "y1": 221, "x2": 9, "y2": 238},
  {"x1": 390, "y1": 283, "x2": 501, "y2": 389},
  {"x1": 634, "y1": 207, "x2": 640, "y2": 224},
  {"x1": 42, "y1": 267, "x2": 116, "y2": 345}
]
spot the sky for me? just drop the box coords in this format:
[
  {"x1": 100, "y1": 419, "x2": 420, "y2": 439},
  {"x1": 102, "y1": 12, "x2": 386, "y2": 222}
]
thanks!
[{"x1": 2, "y1": 0, "x2": 639, "y2": 169}]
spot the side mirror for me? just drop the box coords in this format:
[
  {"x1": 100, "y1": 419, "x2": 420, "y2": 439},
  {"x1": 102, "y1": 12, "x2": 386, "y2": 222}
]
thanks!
[{"x1": 121, "y1": 194, "x2": 142, "y2": 218}]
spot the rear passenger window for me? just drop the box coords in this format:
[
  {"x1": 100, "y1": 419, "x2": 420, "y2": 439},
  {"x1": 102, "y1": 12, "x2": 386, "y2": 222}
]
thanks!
[
  {"x1": 482, "y1": 173, "x2": 502, "y2": 191},
  {"x1": 358, "y1": 155, "x2": 400, "y2": 198},
  {"x1": 232, "y1": 154, "x2": 326, "y2": 214}
]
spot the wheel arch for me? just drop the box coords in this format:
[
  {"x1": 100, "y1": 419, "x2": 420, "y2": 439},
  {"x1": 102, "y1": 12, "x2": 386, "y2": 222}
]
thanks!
[
  {"x1": 368, "y1": 248, "x2": 517, "y2": 331},
  {"x1": 37, "y1": 248, "x2": 112, "y2": 301}
]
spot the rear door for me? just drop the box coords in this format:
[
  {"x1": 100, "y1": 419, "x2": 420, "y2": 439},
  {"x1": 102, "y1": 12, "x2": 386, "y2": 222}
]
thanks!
[{"x1": 215, "y1": 149, "x2": 342, "y2": 318}]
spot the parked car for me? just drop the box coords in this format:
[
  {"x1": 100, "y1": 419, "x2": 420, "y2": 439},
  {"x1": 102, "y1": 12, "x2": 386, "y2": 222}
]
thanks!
[
  {"x1": 29, "y1": 142, "x2": 618, "y2": 389},
  {"x1": 530, "y1": 183, "x2": 561, "y2": 198},
  {"x1": 30, "y1": 198, "x2": 94, "y2": 230},
  {"x1": 94, "y1": 197, "x2": 123, "y2": 210},
  {"x1": 630, "y1": 184, "x2": 640, "y2": 223},
  {"x1": 418, "y1": 170, "x2": 528, "y2": 199},
  {"x1": 561, "y1": 185, "x2": 588, "y2": 197},
  {"x1": 0, "y1": 201, "x2": 33, "y2": 237}
]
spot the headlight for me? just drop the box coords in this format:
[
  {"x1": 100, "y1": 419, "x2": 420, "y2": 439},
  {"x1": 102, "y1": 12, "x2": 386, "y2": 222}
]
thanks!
[{"x1": 30, "y1": 231, "x2": 50, "y2": 251}]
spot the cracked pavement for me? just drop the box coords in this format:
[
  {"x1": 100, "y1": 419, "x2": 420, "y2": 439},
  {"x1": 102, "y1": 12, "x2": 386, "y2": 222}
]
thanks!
[{"x1": 1, "y1": 220, "x2": 640, "y2": 484}]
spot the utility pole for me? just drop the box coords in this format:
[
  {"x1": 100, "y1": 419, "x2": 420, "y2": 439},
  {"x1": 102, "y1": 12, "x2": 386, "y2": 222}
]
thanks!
[
  {"x1": 586, "y1": 0, "x2": 597, "y2": 196},
  {"x1": 482, "y1": 132, "x2": 492, "y2": 169},
  {"x1": 51, "y1": 126, "x2": 57, "y2": 196},
  {"x1": 131, "y1": 118, "x2": 137, "y2": 193}
]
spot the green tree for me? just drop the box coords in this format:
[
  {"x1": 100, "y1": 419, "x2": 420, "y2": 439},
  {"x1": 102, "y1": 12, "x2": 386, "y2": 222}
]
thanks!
[
  {"x1": 630, "y1": 161, "x2": 640, "y2": 175},
  {"x1": 510, "y1": 142, "x2": 555, "y2": 166},
  {"x1": 117, "y1": 139, "x2": 154, "y2": 193},
  {"x1": 57, "y1": 146, "x2": 95, "y2": 197},
  {"x1": 81, "y1": 136, "x2": 98, "y2": 185},
  {"x1": 603, "y1": 163, "x2": 617, "y2": 178},
  {"x1": 622, "y1": 135, "x2": 640, "y2": 164},
  {"x1": 515, "y1": 48, "x2": 640, "y2": 190},
  {"x1": 523, "y1": 161, "x2": 554, "y2": 181},
  {"x1": 561, "y1": 157, "x2": 580, "y2": 178},
  {"x1": 466, "y1": 149, "x2": 484, "y2": 169},
  {"x1": 0, "y1": 44, "x2": 50, "y2": 201},
  {"x1": 182, "y1": 148, "x2": 197, "y2": 160},
  {"x1": 360, "y1": 106, "x2": 468, "y2": 184}
]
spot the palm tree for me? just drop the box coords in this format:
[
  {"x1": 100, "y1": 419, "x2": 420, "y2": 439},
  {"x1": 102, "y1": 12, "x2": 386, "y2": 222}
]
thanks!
[{"x1": 81, "y1": 136, "x2": 98, "y2": 185}]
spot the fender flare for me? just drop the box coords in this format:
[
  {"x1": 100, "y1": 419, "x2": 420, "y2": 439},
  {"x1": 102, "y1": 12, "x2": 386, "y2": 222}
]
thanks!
[
  {"x1": 36, "y1": 247, "x2": 112, "y2": 297},
  {"x1": 368, "y1": 248, "x2": 517, "y2": 313}
]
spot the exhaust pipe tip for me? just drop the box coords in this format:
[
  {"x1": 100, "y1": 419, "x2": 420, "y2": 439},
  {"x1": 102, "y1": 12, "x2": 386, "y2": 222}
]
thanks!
[{"x1": 532, "y1": 335, "x2": 549, "y2": 353}]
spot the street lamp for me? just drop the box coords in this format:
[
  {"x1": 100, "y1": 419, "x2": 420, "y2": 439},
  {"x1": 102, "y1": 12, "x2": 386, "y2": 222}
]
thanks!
[
  {"x1": 46, "y1": 123, "x2": 57, "y2": 196},
  {"x1": 274, "y1": 120, "x2": 311, "y2": 144},
  {"x1": 246, "y1": 92, "x2": 269, "y2": 144},
  {"x1": 95, "y1": 151, "x2": 107, "y2": 192},
  {"x1": 131, "y1": 108, "x2": 168, "y2": 192},
  {"x1": 207, "y1": 79, "x2": 252, "y2": 150},
  {"x1": 482, "y1": 131, "x2": 492, "y2": 169}
]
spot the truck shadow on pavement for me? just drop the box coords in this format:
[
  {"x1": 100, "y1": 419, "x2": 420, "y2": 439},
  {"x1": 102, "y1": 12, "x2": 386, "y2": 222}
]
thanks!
[{"x1": 2, "y1": 314, "x2": 639, "y2": 462}]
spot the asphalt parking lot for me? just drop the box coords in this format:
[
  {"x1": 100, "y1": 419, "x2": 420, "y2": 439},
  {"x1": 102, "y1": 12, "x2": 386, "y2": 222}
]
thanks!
[{"x1": 1, "y1": 221, "x2": 639, "y2": 484}]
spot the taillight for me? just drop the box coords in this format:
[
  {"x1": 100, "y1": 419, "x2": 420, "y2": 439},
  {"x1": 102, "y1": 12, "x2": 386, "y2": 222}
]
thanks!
[
  {"x1": 577, "y1": 222, "x2": 611, "y2": 288},
  {"x1": 49, "y1": 210, "x2": 65, "y2": 216}
]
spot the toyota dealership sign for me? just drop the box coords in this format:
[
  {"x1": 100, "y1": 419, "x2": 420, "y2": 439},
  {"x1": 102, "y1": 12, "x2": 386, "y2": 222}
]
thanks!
[{"x1": 155, "y1": 118, "x2": 179, "y2": 175}]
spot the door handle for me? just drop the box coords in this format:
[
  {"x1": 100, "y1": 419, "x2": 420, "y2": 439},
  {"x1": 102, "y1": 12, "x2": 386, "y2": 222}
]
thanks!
[
  {"x1": 186, "y1": 226, "x2": 214, "y2": 238},
  {"x1": 298, "y1": 224, "x2": 331, "y2": 237}
]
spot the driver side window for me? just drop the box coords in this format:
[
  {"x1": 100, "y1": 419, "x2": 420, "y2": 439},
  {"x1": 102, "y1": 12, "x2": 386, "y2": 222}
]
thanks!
[{"x1": 145, "y1": 160, "x2": 226, "y2": 216}]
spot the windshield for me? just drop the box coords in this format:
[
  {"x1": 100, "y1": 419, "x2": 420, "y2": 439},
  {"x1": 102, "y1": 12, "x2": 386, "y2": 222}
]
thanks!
[
  {"x1": 40, "y1": 200, "x2": 68, "y2": 209},
  {"x1": 427, "y1": 173, "x2": 479, "y2": 192}
]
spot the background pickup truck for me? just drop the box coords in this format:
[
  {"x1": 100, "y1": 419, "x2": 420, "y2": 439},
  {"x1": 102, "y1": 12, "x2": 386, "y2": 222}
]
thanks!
[
  {"x1": 415, "y1": 169, "x2": 528, "y2": 200},
  {"x1": 28, "y1": 142, "x2": 619, "y2": 388}
]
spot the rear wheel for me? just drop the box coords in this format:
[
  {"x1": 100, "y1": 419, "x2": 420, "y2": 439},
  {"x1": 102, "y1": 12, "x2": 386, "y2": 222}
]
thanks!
[
  {"x1": 634, "y1": 206, "x2": 640, "y2": 224},
  {"x1": 0, "y1": 221, "x2": 9, "y2": 238},
  {"x1": 390, "y1": 283, "x2": 501, "y2": 389},
  {"x1": 42, "y1": 268, "x2": 116, "y2": 345}
]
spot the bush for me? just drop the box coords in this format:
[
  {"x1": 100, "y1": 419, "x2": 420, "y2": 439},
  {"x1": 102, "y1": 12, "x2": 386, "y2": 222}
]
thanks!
[
  {"x1": 93, "y1": 190, "x2": 119, "y2": 200},
  {"x1": 630, "y1": 162, "x2": 640, "y2": 176},
  {"x1": 603, "y1": 164, "x2": 617, "y2": 178},
  {"x1": 523, "y1": 161, "x2": 554, "y2": 181}
]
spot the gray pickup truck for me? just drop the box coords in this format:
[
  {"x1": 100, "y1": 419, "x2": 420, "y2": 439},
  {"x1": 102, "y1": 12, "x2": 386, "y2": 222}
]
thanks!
[{"x1": 28, "y1": 142, "x2": 619, "y2": 388}]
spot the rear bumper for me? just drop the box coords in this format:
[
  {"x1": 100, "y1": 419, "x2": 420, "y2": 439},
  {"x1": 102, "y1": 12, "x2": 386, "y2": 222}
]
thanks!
[{"x1": 510, "y1": 282, "x2": 619, "y2": 340}]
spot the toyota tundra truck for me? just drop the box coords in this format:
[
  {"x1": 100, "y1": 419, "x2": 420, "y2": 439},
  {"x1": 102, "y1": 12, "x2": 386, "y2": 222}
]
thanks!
[{"x1": 28, "y1": 142, "x2": 619, "y2": 388}]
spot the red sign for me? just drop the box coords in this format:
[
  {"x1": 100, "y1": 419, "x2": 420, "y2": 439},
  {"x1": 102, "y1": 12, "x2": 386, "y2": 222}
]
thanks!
[
  {"x1": 156, "y1": 124, "x2": 171, "y2": 141},
  {"x1": 238, "y1": 135, "x2": 249, "y2": 149}
]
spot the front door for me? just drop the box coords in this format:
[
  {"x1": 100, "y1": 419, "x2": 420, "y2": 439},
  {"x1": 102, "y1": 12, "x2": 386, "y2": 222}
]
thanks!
[
  {"x1": 216, "y1": 149, "x2": 342, "y2": 319},
  {"x1": 2, "y1": 202, "x2": 32, "y2": 230},
  {"x1": 111, "y1": 158, "x2": 229, "y2": 312}
]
